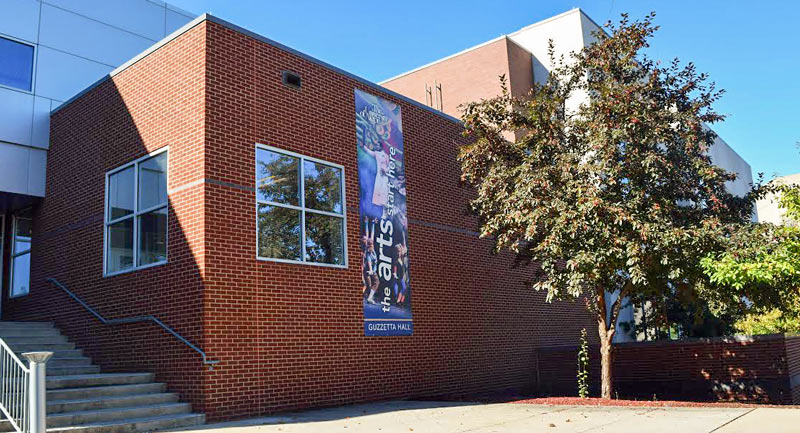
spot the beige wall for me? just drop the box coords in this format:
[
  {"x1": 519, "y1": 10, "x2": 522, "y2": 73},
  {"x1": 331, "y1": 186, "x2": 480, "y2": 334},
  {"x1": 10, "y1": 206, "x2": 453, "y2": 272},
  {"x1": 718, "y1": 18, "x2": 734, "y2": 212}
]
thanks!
[
  {"x1": 757, "y1": 173, "x2": 800, "y2": 225},
  {"x1": 506, "y1": 38, "x2": 534, "y2": 98},
  {"x1": 381, "y1": 37, "x2": 532, "y2": 120}
]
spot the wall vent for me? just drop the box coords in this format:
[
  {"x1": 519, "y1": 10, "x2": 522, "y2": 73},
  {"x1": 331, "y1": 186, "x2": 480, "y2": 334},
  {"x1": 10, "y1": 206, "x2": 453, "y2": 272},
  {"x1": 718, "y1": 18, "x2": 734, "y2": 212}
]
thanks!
[{"x1": 282, "y1": 71, "x2": 302, "y2": 89}]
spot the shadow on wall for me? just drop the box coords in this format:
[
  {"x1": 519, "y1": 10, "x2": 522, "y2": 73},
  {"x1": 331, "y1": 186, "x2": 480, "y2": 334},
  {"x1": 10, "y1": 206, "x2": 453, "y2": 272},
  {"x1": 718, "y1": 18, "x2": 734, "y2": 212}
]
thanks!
[
  {"x1": 2, "y1": 74, "x2": 208, "y2": 413},
  {"x1": 535, "y1": 334, "x2": 798, "y2": 404}
]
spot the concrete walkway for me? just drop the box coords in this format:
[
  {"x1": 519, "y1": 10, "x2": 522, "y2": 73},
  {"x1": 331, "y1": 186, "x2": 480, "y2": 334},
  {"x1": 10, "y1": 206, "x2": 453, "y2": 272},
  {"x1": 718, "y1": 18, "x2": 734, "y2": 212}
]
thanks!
[{"x1": 169, "y1": 400, "x2": 800, "y2": 433}]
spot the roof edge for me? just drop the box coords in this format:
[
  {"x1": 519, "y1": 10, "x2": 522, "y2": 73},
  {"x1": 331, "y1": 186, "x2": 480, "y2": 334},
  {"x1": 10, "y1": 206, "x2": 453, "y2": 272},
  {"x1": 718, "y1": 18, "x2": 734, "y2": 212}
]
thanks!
[
  {"x1": 52, "y1": 13, "x2": 461, "y2": 125},
  {"x1": 203, "y1": 15, "x2": 461, "y2": 124},
  {"x1": 379, "y1": 35, "x2": 509, "y2": 85},
  {"x1": 506, "y1": 7, "x2": 583, "y2": 37},
  {"x1": 380, "y1": 8, "x2": 590, "y2": 85},
  {"x1": 574, "y1": 8, "x2": 608, "y2": 38}
]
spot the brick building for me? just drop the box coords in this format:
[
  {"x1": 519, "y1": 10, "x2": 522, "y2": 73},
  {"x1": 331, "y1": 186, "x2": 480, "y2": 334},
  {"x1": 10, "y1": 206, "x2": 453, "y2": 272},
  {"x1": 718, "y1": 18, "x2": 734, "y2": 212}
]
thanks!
[{"x1": 3, "y1": 14, "x2": 597, "y2": 424}]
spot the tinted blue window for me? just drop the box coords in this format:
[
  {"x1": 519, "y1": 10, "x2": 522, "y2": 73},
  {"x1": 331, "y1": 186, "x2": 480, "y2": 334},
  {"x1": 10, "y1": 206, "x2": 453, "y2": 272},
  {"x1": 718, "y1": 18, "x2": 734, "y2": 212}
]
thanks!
[{"x1": 0, "y1": 37, "x2": 34, "y2": 91}]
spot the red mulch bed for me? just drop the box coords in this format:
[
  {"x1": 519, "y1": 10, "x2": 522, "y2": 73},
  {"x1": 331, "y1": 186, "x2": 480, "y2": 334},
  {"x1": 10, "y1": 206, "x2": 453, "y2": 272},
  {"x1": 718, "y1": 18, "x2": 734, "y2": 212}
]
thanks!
[{"x1": 512, "y1": 397, "x2": 796, "y2": 409}]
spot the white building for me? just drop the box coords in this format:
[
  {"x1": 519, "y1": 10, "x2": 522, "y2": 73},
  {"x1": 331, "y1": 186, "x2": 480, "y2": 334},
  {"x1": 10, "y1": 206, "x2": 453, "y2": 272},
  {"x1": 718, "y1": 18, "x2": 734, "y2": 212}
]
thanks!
[
  {"x1": 0, "y1": 0, "x2": 195, "y2": 326},
  {"x1": 0, "y1": 0, "x2": 194, "y2": 203},
  {"x1": 512, "y1": 9, "x2": 755, "y2": 200},
  {"x1": 757, "y1": 173, "x2": 800, "y2": 225}
]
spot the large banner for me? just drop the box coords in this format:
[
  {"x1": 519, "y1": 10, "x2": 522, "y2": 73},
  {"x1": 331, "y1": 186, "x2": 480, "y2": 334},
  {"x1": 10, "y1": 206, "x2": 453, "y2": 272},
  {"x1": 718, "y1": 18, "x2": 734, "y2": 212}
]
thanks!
[{"x1": 355, "y1": 89, "x2": 412, "y2": 336}]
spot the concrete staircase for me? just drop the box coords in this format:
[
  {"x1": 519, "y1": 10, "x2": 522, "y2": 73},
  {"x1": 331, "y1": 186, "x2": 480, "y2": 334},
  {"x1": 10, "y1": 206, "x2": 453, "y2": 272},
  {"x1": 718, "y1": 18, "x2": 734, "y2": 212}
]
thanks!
[{"x1": 0, "y1": 321, "x2": 204, "y2": 433}]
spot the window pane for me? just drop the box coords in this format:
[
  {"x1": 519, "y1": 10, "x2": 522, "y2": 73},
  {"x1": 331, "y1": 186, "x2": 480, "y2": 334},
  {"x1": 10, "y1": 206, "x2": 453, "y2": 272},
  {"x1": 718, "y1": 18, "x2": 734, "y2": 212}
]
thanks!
[
  {"x1": 256, "y1": 149, "x2": 299, "y2": 206},
  {"x1": 138, "y1": 152, "x2": 168, "y2": 210},
  {"x1": 0, "y1": 37, "x2": 34, "y2": 91},
  {"x1": 109, "y1": 166, "x2": 135, "y2": 220},
  {"x1": 107, "y1": 218, "x2": 134, "y2": 273},
  {"x1": 304, "y1": 161, "x2": 342, "y2": 213},
  {"x1": 14, "y1": 217, "x2": 32, "y2": 254},
  {"x1": 305, "y1": 213, "x2": 344, "y2": 265},
  {"x1": 11, "y1": 253, "x2": 30, "y2": 297},
  {"x1": 257, "y1": 204, "x2": 301, "y2": 261},
  {"x1": 138, "y1": 208, "x2": 167, "y2": 266}
]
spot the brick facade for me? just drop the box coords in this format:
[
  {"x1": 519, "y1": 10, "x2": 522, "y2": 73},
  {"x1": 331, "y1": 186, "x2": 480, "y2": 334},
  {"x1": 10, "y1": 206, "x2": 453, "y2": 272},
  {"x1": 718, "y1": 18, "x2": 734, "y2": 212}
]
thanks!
[
  {"x1": 538, "y1": 335, "x2": 800, "y2": 404},
  {"x1": 4, "y1": 17, "x2": 597, "y2": 421},
  {"x1": 5, "y1": 20, "x2": 209, "y2": 411},
  {"x1": 381, "y1": 36, "x2": 533, "y2": 120}
]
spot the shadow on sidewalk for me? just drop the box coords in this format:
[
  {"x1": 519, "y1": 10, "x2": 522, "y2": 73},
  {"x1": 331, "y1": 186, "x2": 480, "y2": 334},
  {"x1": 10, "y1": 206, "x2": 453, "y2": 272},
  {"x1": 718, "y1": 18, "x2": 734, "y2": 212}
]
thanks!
[{"x1": 170, "y1": 400, "x2": 486, "y2": 430}]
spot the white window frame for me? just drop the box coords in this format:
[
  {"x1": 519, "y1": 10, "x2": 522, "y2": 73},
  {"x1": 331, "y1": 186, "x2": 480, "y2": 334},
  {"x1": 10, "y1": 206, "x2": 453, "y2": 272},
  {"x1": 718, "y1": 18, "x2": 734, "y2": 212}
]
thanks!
[
  {"x1": 0, "y1": 34, "x2": 37, "y2": 94},
  {"x1": 255, "y1": 143, "x2": 348, "y2": 269},
  {"x1": 103, "y1": 147, "x2": 169, "y2": 277},
  {"x1": 9, "y1": 211, "x2": 32, "y2": 298}
]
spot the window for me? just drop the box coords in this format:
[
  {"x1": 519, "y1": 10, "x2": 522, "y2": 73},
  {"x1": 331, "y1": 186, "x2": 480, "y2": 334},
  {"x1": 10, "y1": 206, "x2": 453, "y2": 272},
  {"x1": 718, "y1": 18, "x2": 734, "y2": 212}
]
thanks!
[
  {"x1": 10, "y1": 210, "x2": 32, "y2": 298},
  {"x1": 256, "y1": 145, "x2": 346, "y2": 267},
  {"x1": 105, "y1": 150, "x2": 168, "y2": 275},
  {"x1": 0, "y1": 36, "x2": 34, "y2": 91}
]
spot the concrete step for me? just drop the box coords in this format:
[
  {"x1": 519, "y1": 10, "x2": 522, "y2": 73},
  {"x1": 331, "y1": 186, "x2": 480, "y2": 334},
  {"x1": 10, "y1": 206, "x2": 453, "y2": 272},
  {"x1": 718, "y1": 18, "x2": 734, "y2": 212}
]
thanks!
[
  {"x1": 48, "y1": 383, "x2": 167, "y2": 401},
  {"x1": 3, "y1": 335, "x2": 70, "y2": 345},
  {"x1": 48, "y1": 357, "x2": 94, "y2": 367},
  {"x1": 46, "y1": 413, "x2": 204, "y2": 433},
  {"x1": 0, "y1": 321, "x2": 205, "y2": 433},
  {"x1": 47, "y1": 373, "x2": 155, "y2": 390},
  {"x1": 0, "y1": 321, "x2": 54, "y2": 329},
  {"x1": 47, "y1": 403, "x2": 192, "y2": 428},
  {"x1": 47, "y1": 366, "x2": 102, "y2": 376},
  {"x1": 10, "y1": 342, "x2": 76, "y2": 352},
  {"x1": 38, "y1": 349, "x2": 86, "y2": 359},
  {"x1": 48, "y1": 393, "x2": 180, "y2": 414},
  {"x1": 0, "y1": 327, "x2": 63, "y2": 337}
]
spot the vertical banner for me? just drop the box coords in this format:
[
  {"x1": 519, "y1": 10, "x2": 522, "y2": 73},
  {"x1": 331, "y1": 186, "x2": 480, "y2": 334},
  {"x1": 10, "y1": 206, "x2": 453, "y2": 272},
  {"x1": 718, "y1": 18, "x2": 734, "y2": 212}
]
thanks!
[{"x1": 355, "y1": 89, "x2": 412, "y2": 336}]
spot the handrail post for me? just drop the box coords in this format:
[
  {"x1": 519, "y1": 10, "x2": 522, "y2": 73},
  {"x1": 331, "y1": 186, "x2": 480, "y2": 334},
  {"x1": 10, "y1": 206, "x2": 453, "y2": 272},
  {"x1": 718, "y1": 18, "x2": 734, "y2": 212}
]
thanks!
[{"x1": 23, "y1": 352, "x2": 53, "y2": 433}]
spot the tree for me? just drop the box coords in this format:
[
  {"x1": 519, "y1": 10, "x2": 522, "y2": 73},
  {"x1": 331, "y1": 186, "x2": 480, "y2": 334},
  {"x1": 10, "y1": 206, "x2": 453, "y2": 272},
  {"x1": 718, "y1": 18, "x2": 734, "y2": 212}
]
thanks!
[
  {"x1": 629, "y1": 293, "x2": 737, "y2": 340},
  {"x1": 458, "y1": 13, "x2": 756, "y2": 398},
  {"x1": 701, "y1": 185, "x2": 800, "y2": 333}
]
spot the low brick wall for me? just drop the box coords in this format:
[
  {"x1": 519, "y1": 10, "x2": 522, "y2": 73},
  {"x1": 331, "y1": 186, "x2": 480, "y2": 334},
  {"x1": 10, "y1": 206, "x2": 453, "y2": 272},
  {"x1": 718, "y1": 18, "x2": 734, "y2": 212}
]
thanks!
[
  {"x1": 786, "y1": 335, "x2": 800, "y2": 403},
  {"x1": 537, "y1": 334, "x2": 800, "y2": 404}
]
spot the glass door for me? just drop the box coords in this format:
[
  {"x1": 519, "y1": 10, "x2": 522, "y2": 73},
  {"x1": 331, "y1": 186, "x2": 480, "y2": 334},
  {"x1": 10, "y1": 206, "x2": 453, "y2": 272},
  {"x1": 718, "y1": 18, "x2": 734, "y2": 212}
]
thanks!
[
  {"x1": 9, "y1": 212, "x2": 31, "y2": 298},
  {"x1": 0, "y1": 214, "x2": 4, "y2": 317}
]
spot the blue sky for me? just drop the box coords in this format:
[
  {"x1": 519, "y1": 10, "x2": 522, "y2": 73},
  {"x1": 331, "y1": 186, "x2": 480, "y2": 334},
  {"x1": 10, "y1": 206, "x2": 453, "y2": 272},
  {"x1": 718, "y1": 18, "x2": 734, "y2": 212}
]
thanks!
[{"x1": 168, "y1": 0, "x2": 800, "y2": 179}]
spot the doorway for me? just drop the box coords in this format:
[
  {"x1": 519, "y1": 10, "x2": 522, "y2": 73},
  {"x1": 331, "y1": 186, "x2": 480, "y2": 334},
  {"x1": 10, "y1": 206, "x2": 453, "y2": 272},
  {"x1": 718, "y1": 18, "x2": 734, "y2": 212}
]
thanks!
[{"x1": 0, "y1": 214, "x2": 4, "y2": 318}]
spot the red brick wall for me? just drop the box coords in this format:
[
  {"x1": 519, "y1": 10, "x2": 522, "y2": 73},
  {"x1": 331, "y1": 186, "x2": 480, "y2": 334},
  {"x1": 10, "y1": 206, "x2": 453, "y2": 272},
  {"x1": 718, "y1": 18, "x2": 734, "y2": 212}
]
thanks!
[
  {"x1": 5, "y1": 18, "x2": 597, "y2": 421},
  {"x1": 538, "y1": 334, "x2": 795, "y2": 404},
  {"x1": 381, "y1": 37, "x2": 530, "y2": 120},
  {"x1": 199, "y1": 21, "x2": 595, "y2": 420},
  {"x1": 785, "y1": 336, "x2": 800, "y2": 404},
  {"x1": 4, "y1": 23, "x2": 210, "y2": 412}
]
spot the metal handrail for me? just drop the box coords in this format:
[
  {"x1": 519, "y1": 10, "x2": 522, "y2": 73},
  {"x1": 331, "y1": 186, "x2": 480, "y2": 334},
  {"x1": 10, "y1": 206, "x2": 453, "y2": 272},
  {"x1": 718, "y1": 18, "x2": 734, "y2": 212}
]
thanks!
[
  {"x1": 0, "y1": 338, "x2": 30, "y2": 433},
  {"x1": 46, "y1": 278, "x2": 219, "y2": 368}
]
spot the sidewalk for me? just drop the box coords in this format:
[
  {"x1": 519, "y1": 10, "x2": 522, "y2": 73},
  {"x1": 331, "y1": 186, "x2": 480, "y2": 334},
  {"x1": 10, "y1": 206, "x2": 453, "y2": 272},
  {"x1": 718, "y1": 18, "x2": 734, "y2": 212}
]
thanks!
[{"x1": 168, "y1": 400, "x2": 800, "y2": 432}]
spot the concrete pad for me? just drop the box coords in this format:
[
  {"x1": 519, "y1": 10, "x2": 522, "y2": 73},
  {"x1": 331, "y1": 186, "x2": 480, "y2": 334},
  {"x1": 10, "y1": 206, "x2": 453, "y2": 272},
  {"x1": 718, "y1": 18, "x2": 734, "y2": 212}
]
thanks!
[
  {"x1": 461, "y1": 406, "x2": 750, "y2": 433},
  {"x1": 168, "y1": 401, "x2": 800, "y2": 433},
  {"x1": 715, "y1": 408, "x2": 800, "y2": 433},
  {"x1": 564, "y1": 407, "x2": 751, "y2": 433}
]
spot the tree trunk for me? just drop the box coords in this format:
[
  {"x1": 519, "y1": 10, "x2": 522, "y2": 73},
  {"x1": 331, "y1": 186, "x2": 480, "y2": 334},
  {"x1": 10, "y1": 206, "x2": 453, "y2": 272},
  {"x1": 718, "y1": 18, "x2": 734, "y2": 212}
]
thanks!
[
  {"x1": 598, "y1": 324, "x2": 614, "y2": 399},
  {"x1": 596, "y1": 288, "x2": 620, "y2": 399}
]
